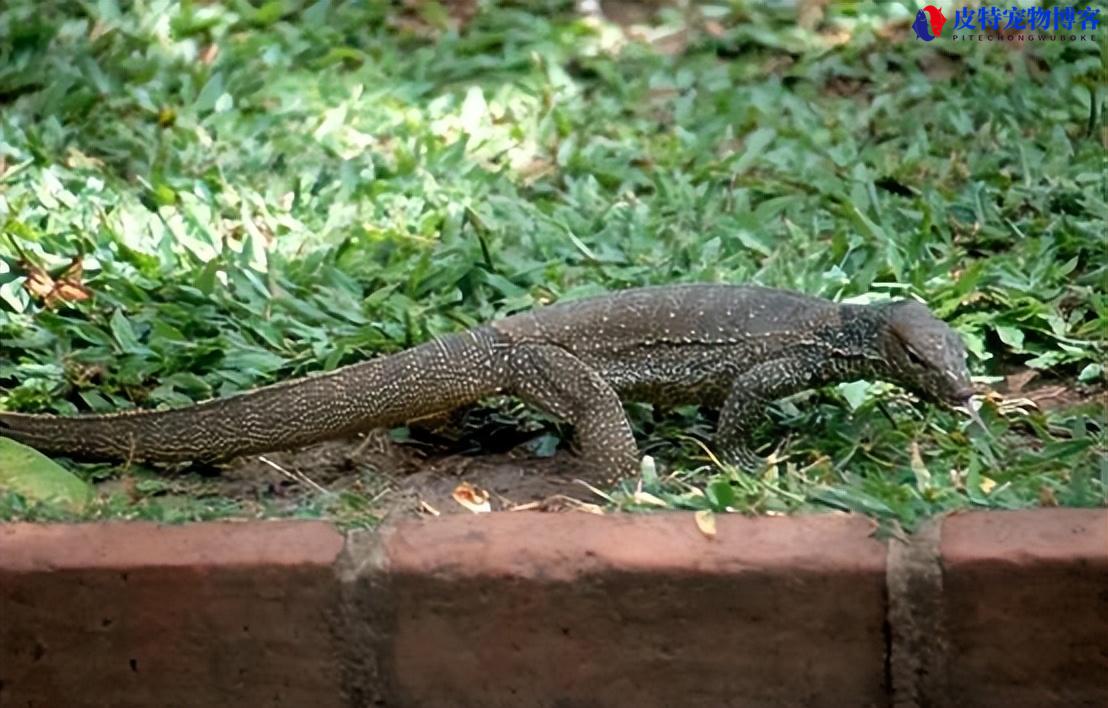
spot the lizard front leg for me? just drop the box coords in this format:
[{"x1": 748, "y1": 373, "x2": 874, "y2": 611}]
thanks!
[
  {"x1": 506, "y1": 343, "x2": 640, "y2": 482},
  {"x1": 716, "y1": 357, "x2": 820, "y2": 471}
]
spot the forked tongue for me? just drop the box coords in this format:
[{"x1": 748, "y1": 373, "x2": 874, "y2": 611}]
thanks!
[{"x1": 962, "y1": 398, "x2": 994, "y2": 441}]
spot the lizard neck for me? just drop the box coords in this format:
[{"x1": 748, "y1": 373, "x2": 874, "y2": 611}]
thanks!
[{"x1": 814, "y1": 303, "x2": 890, "y2": 381}]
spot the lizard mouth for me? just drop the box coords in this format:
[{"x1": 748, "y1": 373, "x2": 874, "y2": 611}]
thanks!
[
  {"x1": 942, "y1": 389, "x2": 996, "y2": 439},
  {"x1": 945, "y1": 389, "x2": 975, "y2": 406}
]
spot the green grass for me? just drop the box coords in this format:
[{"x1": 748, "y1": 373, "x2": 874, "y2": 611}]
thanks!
[{"x1": 0, "y1": 0, "x2": 1105, "y2": 528}]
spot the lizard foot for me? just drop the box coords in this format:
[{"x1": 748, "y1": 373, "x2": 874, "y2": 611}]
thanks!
[{"x1": 576, "y1": 447, "x2": 642, "y2": 486}]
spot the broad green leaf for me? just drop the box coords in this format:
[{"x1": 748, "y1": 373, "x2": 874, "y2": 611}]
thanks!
[
  {"x1": 705, "y1": 480, "x2": 736, "y2": 511},
  {"x1": 194, "y1": 72, "x2": 223, "y2": 112},
  {"x1": 837, "y1": 381, "x2": 871, "y2": 411},
  {"x1": 110, "y1": 309, "x2": 147, "y2": 354},
  {"x1": 1078, "y1": 363, "x2": 1102, "y2": 382},
  {"x1": 0, "y1": 438, "x2": 93, "y2": 511},
  {"x1": 729, "y1": 128, "x2": 776, "y2": 175},
  {"x1": 995, "y1": 325, "x2": 1025, "y2": 352}
]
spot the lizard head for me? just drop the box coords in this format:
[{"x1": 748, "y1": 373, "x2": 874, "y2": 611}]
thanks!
[{"x1": 877, "y1": 300, "x2": 974, "y2": 407}]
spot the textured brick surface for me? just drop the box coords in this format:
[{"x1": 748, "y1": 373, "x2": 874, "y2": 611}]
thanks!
[
  {"x1": 0, "y1": 521, "x2": 345, "y2": 708},
  {"x1": 2, "y1": 509, "x2": 1105, "y2": 708},
  {"x1": 940, "y1": 509, "x2": 1108, "y2": 708},
  {"x1": 374, "y1": 512, "x2": 889, "y2": 708}
]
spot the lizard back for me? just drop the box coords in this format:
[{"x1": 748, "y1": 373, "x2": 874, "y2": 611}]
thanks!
[{"x1": 494, "y1": 284, "x2": 848, "y2": 404}]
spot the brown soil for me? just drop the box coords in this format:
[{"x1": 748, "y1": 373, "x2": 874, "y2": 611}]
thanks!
[
  {"x1": 202, "y1": 430, "x2": 610, "y2": 519},
  {"x1": 998, "y1": 368, "x2": 1107, "y2": 412}
]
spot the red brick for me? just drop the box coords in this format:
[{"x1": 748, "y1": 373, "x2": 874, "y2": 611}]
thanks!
[
  {"x1": 0, "y1": 521, "x2": 345, "y2": 708},
  {"x1": 940, "y1": 509, "x2": 1108, "y2": 708},
  {"x1": 374, "y1": 512, "x2": 888, "y2": 708},
  {"x1": 6, "y1": 508, "x2": 1101, "y2": 708}
]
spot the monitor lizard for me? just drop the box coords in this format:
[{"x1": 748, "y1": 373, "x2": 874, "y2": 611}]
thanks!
[{"x1": 0, "y1": 284, "x2": 974, "y2": 479}]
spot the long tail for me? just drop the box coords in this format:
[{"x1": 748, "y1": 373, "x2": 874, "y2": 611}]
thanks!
[{"x1": 0, "y1": 328, "x2": 504, "y2": 463}]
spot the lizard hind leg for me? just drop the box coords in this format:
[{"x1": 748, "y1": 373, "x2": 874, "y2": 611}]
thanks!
[{"x1": 505, "y1": 343, "x2": 640, "y2": 483}]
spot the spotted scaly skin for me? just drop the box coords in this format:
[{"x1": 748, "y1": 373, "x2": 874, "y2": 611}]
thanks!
[{"x1": 0, "y1": 284, "x2": 973, "y2": 479}]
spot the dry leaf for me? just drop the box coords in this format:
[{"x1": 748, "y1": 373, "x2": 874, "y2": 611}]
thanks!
[
  {"x1": 517, "y1": 157, "x2": 555, "y2": 185},
  {"x1": 68, "y1": 361, "x2": 106, "y2": 386},
  {"x1": 65, "y1": 148, "x2": 105, "y2": 170},
  {"x1": 694, "y1": 509, "x2": 716, "y2": 538},
  {"x1": 452, "y1": 481, "x2": 491, "y2": 513},
  {"x1": 22, "y1": 258, "x2": 93, "y2": 307},
  {"x1": 89, "y1": 20, "x2": 110, "y2": 41},
  {"x1": 909, "y1": 441, "x2": 931, "y2": 490},
  {"x1": 511, "y1": 495, "x2": 604, "y2": 514},
  {"x1": 574, "y1": 478, "x2": 618, "y2": 503},
  {"x1": 632, "y1": 489, "x2": 668, "y2": 507},
  {"x1": 1005, "y1": 369, "x2": 1038, "y2": 394},
  {"x1": 23, "y1": 265, "x2": 56, "y2": 300},
  {"x1": 53, "y1": 259, "x2": 93, "y2": 305},
  {"x1": 199, "y1": 43, "x2": 220, "y2": 65},
  {"x1": 1038, "y1": 486, "x2": 1058, "y2": 507},
  {"x1": 949, "y1": 467, "x2": 966, "y2": 491},
  {"x1": 703, "y1": 19, "x2": 726, "y2": 38},
  {"x1": 978, "y1": 476, "x2": 997, "y2": 494},
  {"x1": 797, "y1": 0, "x2": 828, "y2": 29},
  {"x1": 419, "y1": 500, "x2": 441, "y2": 516},
  {"x1": 1025, "y1": 385, "x2": 1071, "y2": 409}
]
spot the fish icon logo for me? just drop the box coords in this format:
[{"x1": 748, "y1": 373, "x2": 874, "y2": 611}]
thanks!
[{"x1": 912, "y1": 5, "x2": 948, "y2": 41}]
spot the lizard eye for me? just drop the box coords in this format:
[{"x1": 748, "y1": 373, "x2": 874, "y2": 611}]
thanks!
[{"x1": 905, "y1": 347, "x2": 927, "y2": 367}]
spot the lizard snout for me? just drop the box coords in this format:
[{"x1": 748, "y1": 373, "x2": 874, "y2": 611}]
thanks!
[{"x1": 949, "y1": 387, "x2": 975, "y2": 402}]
